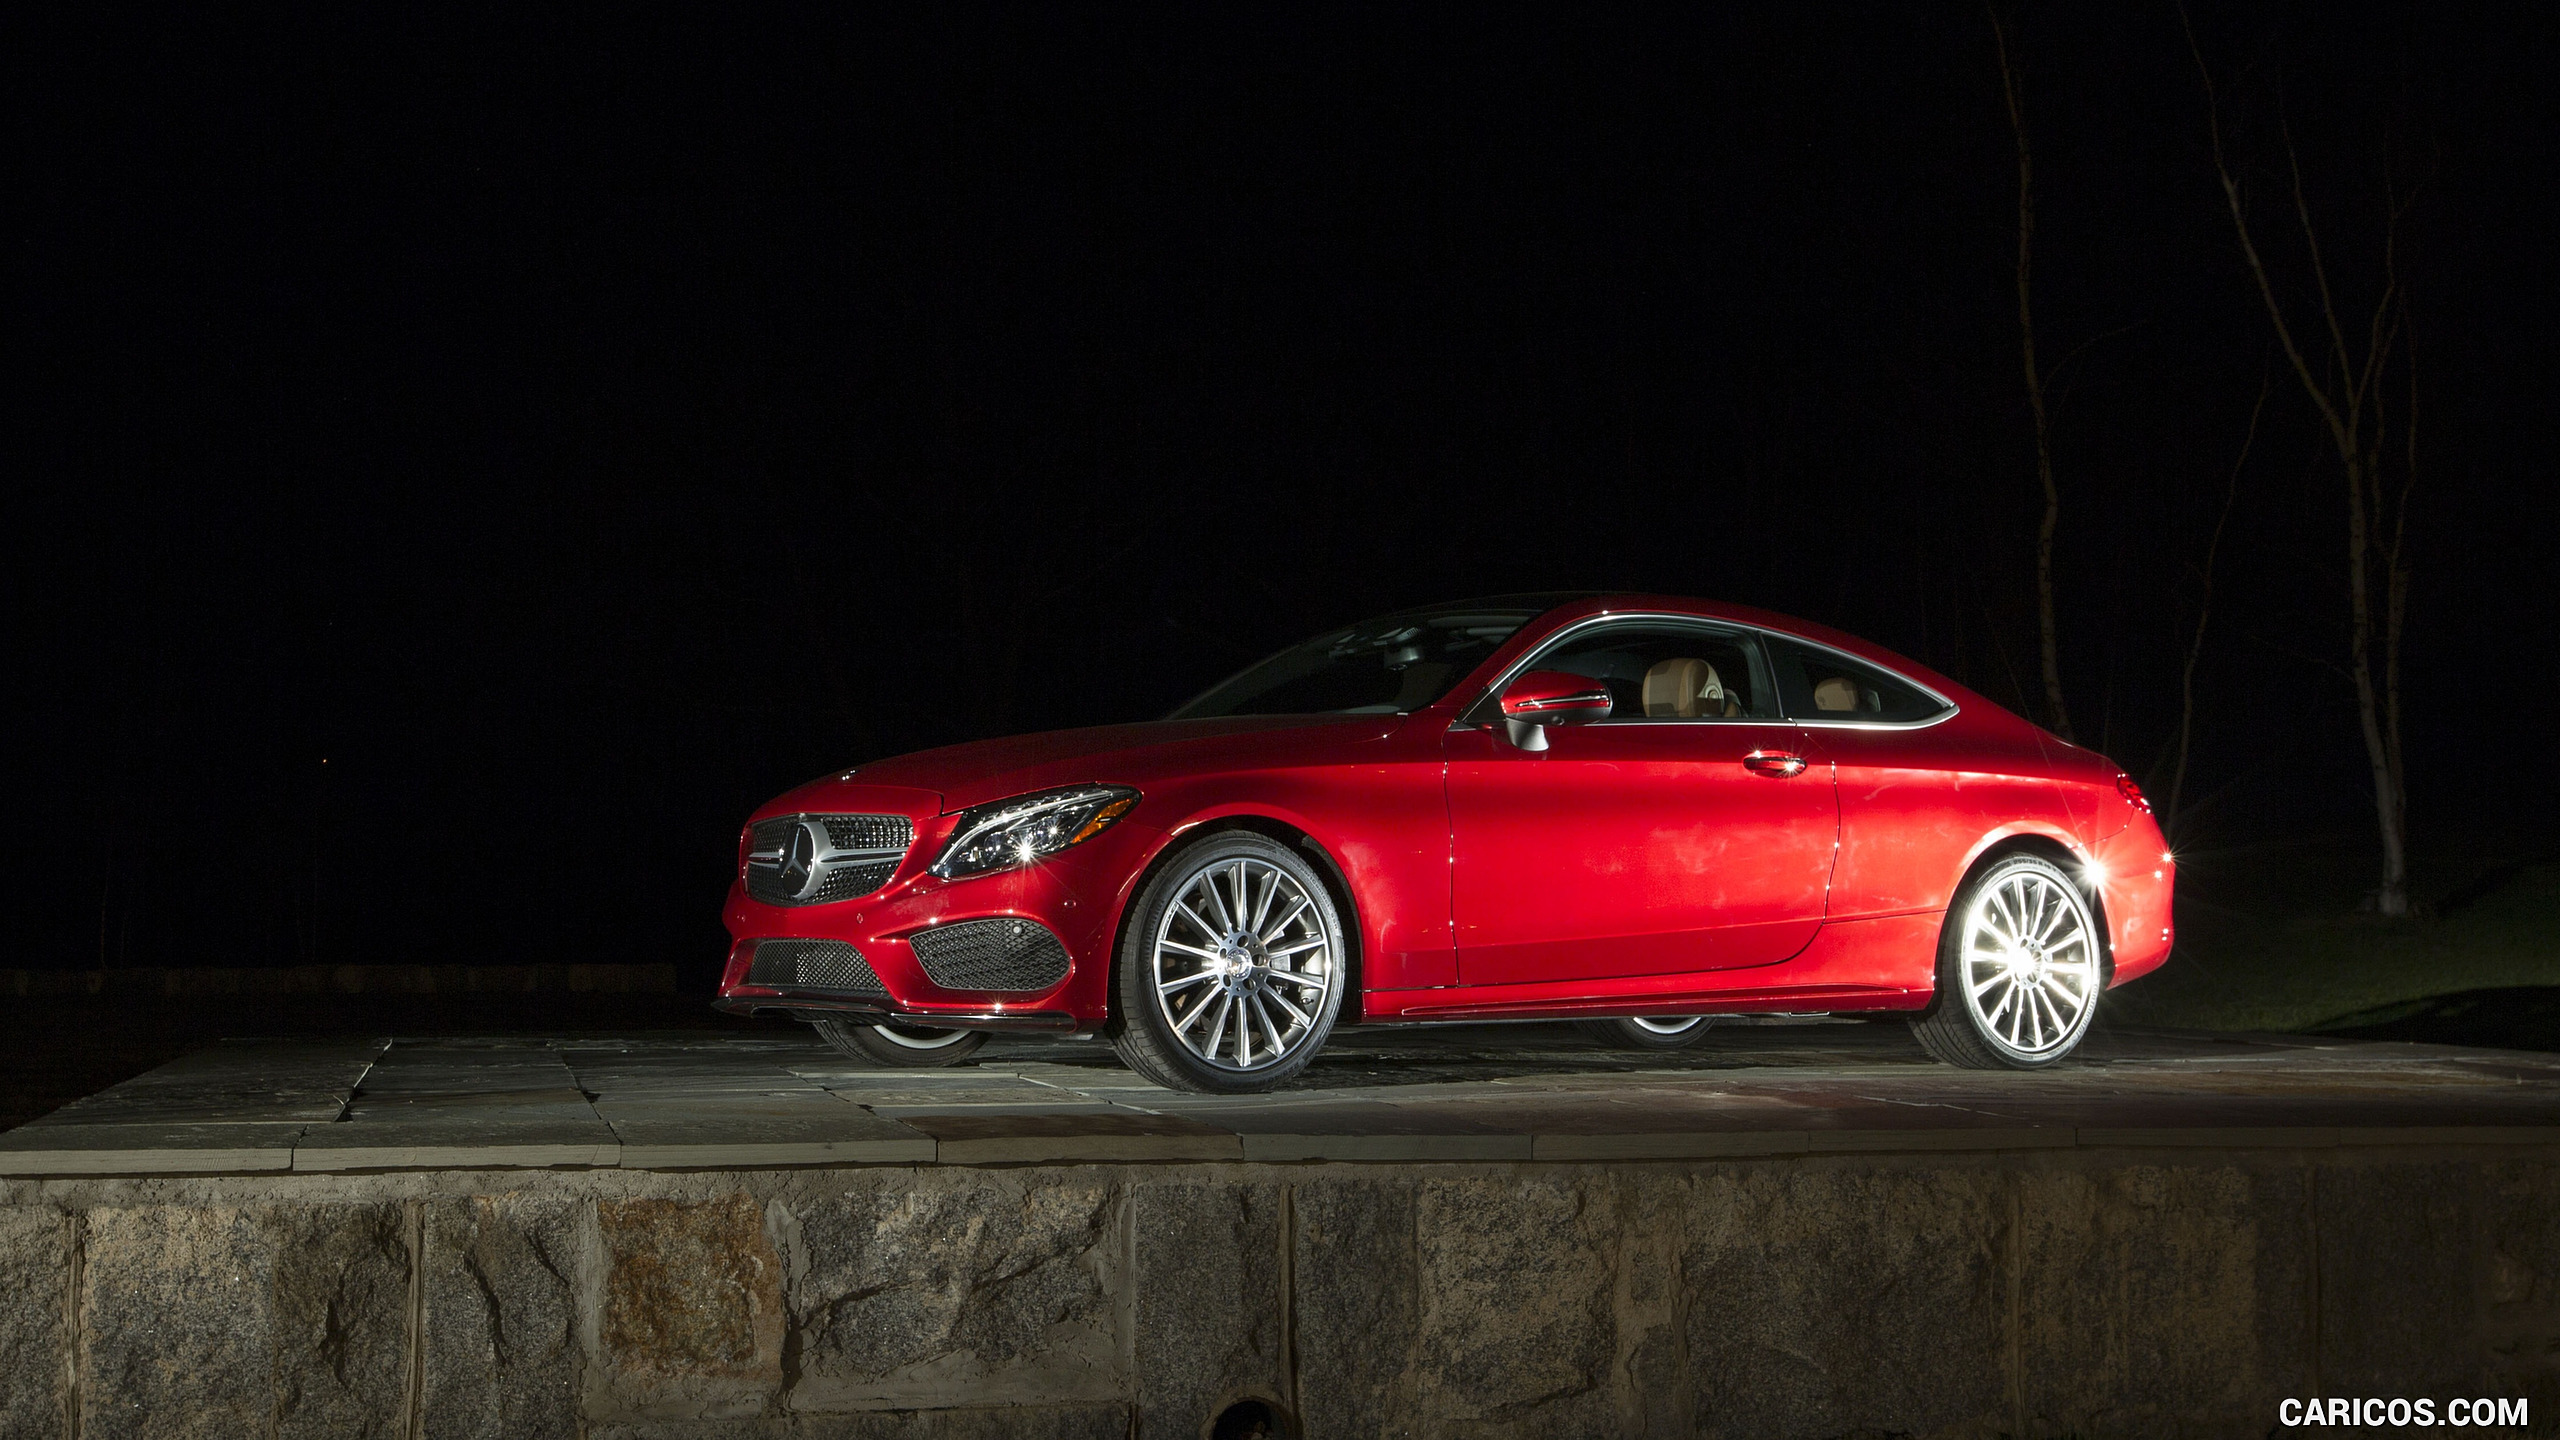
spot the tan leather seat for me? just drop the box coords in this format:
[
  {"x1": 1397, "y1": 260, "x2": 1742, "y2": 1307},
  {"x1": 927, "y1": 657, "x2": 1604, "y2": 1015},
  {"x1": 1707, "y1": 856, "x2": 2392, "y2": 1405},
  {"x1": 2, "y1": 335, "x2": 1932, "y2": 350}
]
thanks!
[
  {"x1": 1642, "y1": 657, "x2": 1733, "y2": 718},
  {"x1": 1812, "y1": 675, "x2": 1863, "y2": 712}
]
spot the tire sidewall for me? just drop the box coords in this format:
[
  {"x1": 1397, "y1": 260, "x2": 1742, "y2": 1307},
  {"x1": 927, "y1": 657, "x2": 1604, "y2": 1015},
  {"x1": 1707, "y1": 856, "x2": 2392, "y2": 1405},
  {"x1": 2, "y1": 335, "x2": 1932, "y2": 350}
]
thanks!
[
  {"x1": 1938, "y1": 852, "x2": 2100, "y2": 1068},
  {"x1": 1114, "y1": 830, "x2": 1348, "y2": 1092},
  {"x1": 812, "y1": 1015, "x2": 990, "y2": 1067},
  {"x1": 867, "y1": 1022, "x2": 979, "y2": 1053},
  {"x1": 1585, "y1": 1016, "x2": 1719, "y2": 1051}
]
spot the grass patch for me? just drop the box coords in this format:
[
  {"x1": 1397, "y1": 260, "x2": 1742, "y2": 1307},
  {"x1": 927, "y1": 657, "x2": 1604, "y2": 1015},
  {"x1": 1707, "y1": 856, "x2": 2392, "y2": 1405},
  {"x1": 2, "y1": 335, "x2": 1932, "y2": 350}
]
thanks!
[{"x1": 2106, "y1": 832, "x2": 2560, "y2": 1035}]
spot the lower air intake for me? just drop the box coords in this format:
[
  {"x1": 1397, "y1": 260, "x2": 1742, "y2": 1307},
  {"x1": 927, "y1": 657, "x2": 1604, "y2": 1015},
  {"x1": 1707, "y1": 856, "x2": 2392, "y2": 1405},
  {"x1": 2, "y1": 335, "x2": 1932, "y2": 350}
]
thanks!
[
  {"x1": 909, "y1": 918, "x2": 1071, "y2": 993},
  {"x1": 746, "y1": 939, "x2": 885, "y2": 995}
]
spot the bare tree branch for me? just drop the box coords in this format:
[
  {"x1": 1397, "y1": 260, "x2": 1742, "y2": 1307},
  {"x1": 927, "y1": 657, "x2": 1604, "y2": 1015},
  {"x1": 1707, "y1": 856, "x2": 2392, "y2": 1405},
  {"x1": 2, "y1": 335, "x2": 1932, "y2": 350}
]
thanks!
[
  {"x1": 2180, "y1": 8, "x2": 2355, "y2": 458},
  {"x1": 2043, "y1": 318, "x2": 2151, "y2": 431},
  {"x1": 2242, "y1": 628, "x2": 2353, "y2": 683},
  {"x1": 1991, "y1": 2, "x2": 2075, "y2": 741},
  {"x1": 2282, "y1": 112, "x2": 2360, "y2": 400},
  {"x1": 2167, "y1": 364, "x2": 2268, "y2": 832}
]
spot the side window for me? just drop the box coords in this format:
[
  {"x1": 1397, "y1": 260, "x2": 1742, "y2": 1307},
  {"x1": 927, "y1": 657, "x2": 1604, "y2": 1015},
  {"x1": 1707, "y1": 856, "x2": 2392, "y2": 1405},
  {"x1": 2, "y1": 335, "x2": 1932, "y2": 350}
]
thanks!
[
  {"x1": 1526, "y1": 624, "x2": 1777, "y2": 721},
  {"x1": 1769, "y1": 639, "x2": 1948, "y2": 723}
]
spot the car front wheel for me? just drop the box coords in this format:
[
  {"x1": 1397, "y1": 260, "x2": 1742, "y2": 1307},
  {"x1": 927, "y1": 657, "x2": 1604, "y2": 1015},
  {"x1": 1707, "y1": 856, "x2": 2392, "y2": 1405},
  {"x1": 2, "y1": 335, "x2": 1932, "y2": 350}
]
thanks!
[
  {"x1": 1110, "y1": 831, "x2": 1347, "y2": 1093},
  {"x1": 1910, "y1": 851, "x2": 2102, "y2": 1069}
]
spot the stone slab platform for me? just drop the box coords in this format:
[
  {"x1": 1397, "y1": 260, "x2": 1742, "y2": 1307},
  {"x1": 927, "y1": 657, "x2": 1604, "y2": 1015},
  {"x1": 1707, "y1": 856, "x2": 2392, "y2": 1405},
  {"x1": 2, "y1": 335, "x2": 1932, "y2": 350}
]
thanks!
[
  {"x1": 5, "y1": 1020, "x2": 2558, "y2": 1176},
  {"x1": 3, "y1": 1024, "x2": 2557, "y2": 1438}
]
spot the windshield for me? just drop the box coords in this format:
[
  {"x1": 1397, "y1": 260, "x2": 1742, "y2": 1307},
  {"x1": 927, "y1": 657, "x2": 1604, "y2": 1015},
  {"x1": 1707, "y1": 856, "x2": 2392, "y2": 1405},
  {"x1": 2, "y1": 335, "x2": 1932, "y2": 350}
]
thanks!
[{"x1": 1171, "y1": 604, "x2": 1549, "y2": 718}]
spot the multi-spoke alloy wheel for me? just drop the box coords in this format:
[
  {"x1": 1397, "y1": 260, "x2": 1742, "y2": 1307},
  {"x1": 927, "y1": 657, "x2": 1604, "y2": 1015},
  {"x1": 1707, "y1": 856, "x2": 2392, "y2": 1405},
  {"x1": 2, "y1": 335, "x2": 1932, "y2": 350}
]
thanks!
[
  {"x1": 1911, "y1": 852, "x2": 2102, "y2": 1069},
  {"x1": 1580, "y1": 1015, "x2": 1721, "y2": 1051},
  {"x1": 1112, "y1": 831, "x2": 1346, "y2": 1092},
  {"x1": 810, "y1": 1016, "x2": 990, "y2": 1067}
]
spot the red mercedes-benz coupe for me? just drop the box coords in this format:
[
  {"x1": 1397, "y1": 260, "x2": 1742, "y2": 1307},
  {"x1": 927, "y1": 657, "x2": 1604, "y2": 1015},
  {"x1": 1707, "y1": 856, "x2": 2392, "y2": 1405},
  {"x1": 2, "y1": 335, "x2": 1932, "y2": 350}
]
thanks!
[{"x1": 715, "y1": 594, "x2": 2174, "y2": 1092}]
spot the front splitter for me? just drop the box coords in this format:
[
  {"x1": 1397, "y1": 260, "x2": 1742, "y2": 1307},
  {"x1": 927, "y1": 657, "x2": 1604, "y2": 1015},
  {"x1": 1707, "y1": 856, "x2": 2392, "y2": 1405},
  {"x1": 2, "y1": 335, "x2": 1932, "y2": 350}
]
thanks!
[{"x1": 711, "y1": 995, "x2": 1081, "y2": 1031}]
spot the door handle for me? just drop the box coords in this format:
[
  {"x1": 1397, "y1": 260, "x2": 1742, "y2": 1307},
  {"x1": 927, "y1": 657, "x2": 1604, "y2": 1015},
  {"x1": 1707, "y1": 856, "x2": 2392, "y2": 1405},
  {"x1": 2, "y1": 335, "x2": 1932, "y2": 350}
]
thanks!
[{"x1": 1743, "y1": 751, "x2": 1809, "y2": 778}]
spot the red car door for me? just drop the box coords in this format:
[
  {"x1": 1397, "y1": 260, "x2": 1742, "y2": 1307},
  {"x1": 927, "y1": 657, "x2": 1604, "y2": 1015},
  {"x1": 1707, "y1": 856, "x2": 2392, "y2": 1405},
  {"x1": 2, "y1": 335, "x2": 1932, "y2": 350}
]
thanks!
[{"x1": 1443, "y1": 622, "x2": 1839, "y2": 987}]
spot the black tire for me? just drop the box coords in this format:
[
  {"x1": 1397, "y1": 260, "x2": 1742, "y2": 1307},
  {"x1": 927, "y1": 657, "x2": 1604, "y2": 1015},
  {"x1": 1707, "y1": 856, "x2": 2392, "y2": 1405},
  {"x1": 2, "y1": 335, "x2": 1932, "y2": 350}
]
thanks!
[
  {"x1": 1578, "y1": 1016, "x2": 1720, "y2": 1051},
  {"x1": 809, "y1": 1016, "x2": 991, "y2": 1067},
  {"x1": 1909, "y1": 851, "x2": 2102, "y2": 1069},
  {"x1": 1110, "y1": 830, "x2": 1348, "y2": 1094}
]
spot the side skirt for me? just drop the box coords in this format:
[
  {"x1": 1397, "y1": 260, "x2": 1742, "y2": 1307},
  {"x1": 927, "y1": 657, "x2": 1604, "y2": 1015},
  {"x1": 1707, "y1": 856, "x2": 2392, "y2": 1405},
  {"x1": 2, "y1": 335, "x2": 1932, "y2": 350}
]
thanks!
[{"x1": 1362, "y1": 911, "x2": 1946, "y2": 1022}]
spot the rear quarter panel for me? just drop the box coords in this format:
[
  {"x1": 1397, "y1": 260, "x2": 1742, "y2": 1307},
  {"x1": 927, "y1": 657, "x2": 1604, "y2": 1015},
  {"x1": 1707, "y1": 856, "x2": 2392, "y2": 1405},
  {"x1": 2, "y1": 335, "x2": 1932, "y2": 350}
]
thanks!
[
  {"x1": 1811, "y1": 709, "x2": 2079, "y2": 921},
  {"x1": 2031, "y1": 736, "x2": 2178, "y2": 986}
]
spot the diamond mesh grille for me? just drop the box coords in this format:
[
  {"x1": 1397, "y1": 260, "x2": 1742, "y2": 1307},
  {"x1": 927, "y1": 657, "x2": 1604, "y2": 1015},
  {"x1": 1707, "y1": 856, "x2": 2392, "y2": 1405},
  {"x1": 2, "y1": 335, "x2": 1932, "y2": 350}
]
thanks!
[
  {"x1": 908, "y1": 918, "x2": 1072, "y2": 993},
  {"x1": 742, "y1": 813, "x2": 914, "y2": 907},
  {"x1": 810, "y1": 861, "x2": 898, "y2": 903},
  {"x1": 822, "y1": 815, "x2": 909, "y2": 850},
  {"x1": 745, "y1": 939, "x2": 885, "y2": 995}
]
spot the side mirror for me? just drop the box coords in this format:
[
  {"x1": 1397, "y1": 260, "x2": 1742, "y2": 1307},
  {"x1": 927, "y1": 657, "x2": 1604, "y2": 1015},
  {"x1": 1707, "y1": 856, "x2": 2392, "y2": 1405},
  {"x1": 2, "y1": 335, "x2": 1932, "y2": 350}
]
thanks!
[{"x1": 1496, "y1": 669, "x2": 1612, "y2": 751}]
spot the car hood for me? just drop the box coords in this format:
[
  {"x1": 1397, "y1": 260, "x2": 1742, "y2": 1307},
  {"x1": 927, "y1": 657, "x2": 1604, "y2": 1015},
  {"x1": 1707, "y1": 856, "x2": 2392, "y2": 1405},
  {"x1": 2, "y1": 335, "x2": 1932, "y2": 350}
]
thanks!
[{"x1": 770, "y1": 715, "x2": 1402, "y2": 816}]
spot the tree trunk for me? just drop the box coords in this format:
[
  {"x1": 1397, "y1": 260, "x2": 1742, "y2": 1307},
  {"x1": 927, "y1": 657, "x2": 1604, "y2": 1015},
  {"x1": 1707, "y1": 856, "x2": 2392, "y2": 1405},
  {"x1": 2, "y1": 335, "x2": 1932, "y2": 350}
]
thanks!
[
  {"x1": 2381, "y1": 335, "x2": 2418, "y2": 911},
  {"x1": 2344, "y1": 453, "x2": 2410, "y2": 915}
]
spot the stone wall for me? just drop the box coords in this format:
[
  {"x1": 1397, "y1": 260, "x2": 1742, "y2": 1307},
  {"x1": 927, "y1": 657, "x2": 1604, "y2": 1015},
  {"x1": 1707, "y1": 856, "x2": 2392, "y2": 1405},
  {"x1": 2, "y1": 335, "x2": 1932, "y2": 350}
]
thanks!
[{"x1": 2, "y1": 1147, "x2": 2556, "y2": 1438}]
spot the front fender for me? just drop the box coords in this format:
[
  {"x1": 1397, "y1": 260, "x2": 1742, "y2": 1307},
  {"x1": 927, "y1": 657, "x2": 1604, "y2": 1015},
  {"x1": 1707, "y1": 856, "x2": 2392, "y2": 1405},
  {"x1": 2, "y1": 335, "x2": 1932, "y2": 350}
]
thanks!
[{"x1": 1104, "y1": 762, "x2": 1457, "y2": 994}]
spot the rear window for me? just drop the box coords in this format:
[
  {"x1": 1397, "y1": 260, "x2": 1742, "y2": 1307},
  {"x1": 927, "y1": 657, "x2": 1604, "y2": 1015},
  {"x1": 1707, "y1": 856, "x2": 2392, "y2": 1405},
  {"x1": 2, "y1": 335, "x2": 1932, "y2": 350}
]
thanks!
[{"x1": 1768, "y1": 639, "x2": 1949, "y2": 723}]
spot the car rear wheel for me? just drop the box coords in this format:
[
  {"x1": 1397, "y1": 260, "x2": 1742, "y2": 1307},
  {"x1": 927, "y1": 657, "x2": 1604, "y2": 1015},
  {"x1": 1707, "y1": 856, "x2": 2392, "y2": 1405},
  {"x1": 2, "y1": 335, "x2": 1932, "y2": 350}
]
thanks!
[
  {"x1": 1910, "y1": 852, "x2": 2101, "y2": 1069},
  {"x1": 1579, "y1": 1015, "x2": 1720, "y2": 1050},
  {"x1": 809, "y1": 1016, "x2": 991, "y2": 1067},
  {"x1": 1111, "y1": 831, "x2": 1347, "y2": 1093}
]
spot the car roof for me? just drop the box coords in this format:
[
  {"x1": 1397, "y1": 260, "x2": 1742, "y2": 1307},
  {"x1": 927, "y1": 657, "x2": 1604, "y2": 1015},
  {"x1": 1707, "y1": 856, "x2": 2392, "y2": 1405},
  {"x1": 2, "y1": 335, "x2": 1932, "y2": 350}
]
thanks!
[
  {"x1": 1359, "y1": 591, "x2": 1863, "y2": 647},
  {"x1": 1341, "y1": 591, "x2": 1988, "y2": 710}
]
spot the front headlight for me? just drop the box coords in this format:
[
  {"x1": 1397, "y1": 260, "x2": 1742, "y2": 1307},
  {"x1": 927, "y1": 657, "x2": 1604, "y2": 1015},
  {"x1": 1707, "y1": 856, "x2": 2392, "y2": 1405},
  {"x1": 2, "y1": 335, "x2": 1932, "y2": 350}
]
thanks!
[{"x1": 929, "y1": 785, "x2": 1140, "y2": 879}]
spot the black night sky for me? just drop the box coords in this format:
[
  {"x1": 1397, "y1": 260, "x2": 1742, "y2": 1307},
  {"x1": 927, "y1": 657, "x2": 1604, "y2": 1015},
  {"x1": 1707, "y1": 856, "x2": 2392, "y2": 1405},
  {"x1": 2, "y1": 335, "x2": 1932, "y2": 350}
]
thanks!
[{"x1": 9, "y1": 6, "x2": 2552, "y2": 983}]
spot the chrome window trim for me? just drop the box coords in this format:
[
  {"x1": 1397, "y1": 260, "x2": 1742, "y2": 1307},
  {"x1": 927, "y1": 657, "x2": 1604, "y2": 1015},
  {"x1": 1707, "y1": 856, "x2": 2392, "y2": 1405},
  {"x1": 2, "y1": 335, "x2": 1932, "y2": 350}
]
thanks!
[
  {"x1": 1569, "y1": 718, "x2": 1805, "y2": 729},
  {"x1": 1787, "y1": 711, "x2": 1962, "y2": 732},
  {"x1": 1457, "y1": 612, "x2": 1776, "y2": 726},
  {"x1": 1458, "y1": 611, "x2": 1959, "y2": 730},
  {"x1": 1763, "y1": 631, "x2": 1960, "y2": 729}
]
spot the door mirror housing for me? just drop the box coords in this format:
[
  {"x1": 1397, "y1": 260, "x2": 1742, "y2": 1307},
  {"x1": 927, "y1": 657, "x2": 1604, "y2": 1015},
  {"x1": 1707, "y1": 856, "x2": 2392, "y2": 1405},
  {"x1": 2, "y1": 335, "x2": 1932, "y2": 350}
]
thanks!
[{"x1": 1496, "y1": 669, "x2": 1612, "y2": 750}]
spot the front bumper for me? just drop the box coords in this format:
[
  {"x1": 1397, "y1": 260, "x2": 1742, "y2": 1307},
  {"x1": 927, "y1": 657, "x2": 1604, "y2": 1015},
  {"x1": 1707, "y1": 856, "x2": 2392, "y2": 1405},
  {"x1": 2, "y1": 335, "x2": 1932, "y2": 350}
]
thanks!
[
  {"x1": 709, "y1": 993, "x2": 1084, "y2": 1030},
  {"x1": 715, "y1": 809, "x2": 1156, "y2": 1031}
]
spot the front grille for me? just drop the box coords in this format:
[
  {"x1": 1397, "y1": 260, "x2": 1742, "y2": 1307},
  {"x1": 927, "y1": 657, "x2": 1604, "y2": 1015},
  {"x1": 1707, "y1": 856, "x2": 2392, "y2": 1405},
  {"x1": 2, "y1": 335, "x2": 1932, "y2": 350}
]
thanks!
[
  {"x1": 746, "y1": 939, "x2": 885, "y2": 995},
  {"x1": 822, "y1": 815, "x2": 909, "y2": 851},
  {"x1": 909, "y1": 918, "x2": 1072, "y2": 993},
  {"x1": 743, "y1": 812, "x2": 914, "y2": 907},
  {"x1": 809, "y1": 860, "x2": 899, "y2": 903}
]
